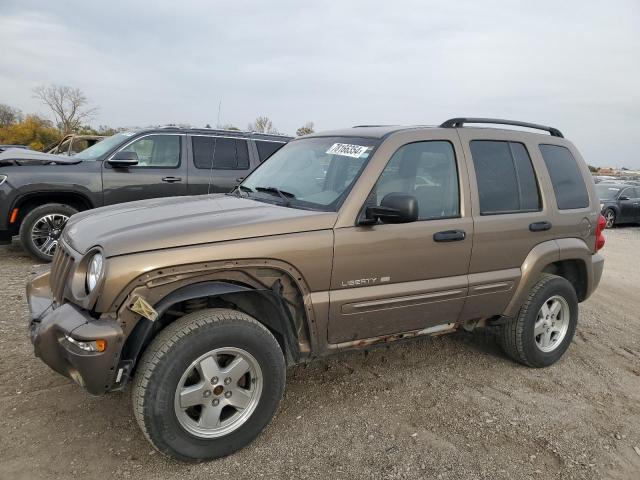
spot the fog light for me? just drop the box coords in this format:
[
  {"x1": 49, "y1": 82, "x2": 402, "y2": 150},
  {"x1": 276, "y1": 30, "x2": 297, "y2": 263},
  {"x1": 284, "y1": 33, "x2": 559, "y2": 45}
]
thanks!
[{"x1": 64, "y1": 335, "x2": 107, "y2": 352}]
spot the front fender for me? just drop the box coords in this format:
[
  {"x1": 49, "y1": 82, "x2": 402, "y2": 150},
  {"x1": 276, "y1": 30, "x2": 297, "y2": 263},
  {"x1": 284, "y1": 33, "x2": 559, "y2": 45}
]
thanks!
[{"x1": 115, "y1": 281, "x2": 299, "y2": 390}]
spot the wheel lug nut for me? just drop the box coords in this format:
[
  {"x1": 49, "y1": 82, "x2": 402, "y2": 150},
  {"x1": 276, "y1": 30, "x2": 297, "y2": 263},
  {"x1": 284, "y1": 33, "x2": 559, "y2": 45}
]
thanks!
[
  {"x1": 203, "y1": 390, "x2": 212, "y2": 398},
  {"x1": 224, "y1": 377, "x2": 231, "y2": 385},
  {"x1": 225, "y1": 391, "x2": 232, "y2": 398},
  {"x1": 212, "y1": 399, "x2": 219, "y2": 406},
  {"x1": 211, "y1": 376, "x2": 218, "y2": 384}
]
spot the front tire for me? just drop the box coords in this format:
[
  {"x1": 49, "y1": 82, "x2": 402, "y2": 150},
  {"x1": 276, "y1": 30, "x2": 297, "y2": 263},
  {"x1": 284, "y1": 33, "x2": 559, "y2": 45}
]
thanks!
[
  {"x1": 19, "y1": 203, "x2": 77, "y2": 262},
  {"x1": 603, "y1": 208, "x2": 616, "y2": 228},
  {"x1": 499, "y1": 274, "x2": 578, "y2": 368},
  {"x1": 132, "y1": 308, "x2": 286, "y2": 462}
]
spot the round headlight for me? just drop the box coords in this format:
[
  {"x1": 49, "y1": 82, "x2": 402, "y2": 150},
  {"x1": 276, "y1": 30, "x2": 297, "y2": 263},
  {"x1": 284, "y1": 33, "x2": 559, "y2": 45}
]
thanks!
[{"x1": 86, "y1": 252, "x2": 104, "y2": 293}]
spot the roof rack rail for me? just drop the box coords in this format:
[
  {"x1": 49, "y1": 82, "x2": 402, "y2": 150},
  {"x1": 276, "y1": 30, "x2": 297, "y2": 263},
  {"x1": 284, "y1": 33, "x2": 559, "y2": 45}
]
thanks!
[{"x1": 440, "y1": 117, "x2": 563, "y2": 138}]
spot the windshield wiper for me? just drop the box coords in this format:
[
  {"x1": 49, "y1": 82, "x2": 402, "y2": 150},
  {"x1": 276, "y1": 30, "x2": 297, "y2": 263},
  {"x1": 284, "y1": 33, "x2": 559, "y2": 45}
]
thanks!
[{"x1": 255, "y1": 186, "x2": 296, "y2": 206}]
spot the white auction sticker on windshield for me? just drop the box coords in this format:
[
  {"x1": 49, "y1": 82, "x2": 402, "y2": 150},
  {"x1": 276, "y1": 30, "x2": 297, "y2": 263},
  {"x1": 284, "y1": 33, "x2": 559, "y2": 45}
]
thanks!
[{"x1": 326, "y1": 143, "x2": 370, "y2": 158}]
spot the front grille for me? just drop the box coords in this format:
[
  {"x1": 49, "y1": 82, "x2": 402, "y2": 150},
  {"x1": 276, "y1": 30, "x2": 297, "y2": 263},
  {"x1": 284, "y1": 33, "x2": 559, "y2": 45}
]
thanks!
[{"x1": 50, "y1": 245, "x2": 75, "y2": 304}]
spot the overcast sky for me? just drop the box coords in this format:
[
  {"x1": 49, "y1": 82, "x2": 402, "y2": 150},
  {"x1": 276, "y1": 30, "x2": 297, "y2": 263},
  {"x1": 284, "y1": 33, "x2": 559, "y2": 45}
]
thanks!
[{"x1": 1, "y1": 0, "x2": 639, "y2": 167}]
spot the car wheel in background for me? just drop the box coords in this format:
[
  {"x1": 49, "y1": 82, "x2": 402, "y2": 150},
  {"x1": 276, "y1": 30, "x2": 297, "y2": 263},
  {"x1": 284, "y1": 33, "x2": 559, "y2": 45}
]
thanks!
[
  {"x1": 603, "y1": 208, "x2": 616, "y2": 228},
  {"x1": 19, "y1": 203, "x2": 78, "y2": 262}
]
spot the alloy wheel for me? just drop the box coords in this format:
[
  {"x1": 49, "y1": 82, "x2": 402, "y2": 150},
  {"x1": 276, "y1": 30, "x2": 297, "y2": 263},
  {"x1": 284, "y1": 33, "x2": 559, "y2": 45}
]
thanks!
[
  {"x1": 174, "y1": 347, "x2": 263, "y2": 438},
  {"x1": 604, "y1": 210, "x2": 615, "y2": 228},
  {"x1": 30, "y1": 213, "x2": 70, "y2": 257},
  {"x1": 534, "y1": 295, "x2": 570, "y2": 353}
]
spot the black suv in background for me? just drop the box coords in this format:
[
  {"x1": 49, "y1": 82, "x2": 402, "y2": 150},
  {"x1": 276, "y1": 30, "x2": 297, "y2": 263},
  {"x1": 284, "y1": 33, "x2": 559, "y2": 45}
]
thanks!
[
  {"x1": 0, "y1": 127, "x2": 291, "y2": 261},
  {"x1": 597, "y1": 182, "x2": 640, "y2": 227}
]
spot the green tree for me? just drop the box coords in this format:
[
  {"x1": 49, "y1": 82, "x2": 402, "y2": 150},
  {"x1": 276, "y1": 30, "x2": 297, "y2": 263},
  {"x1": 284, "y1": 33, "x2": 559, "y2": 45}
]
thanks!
[{"x1": 0, "y1": 115, "x2": 61, "y2": 150}]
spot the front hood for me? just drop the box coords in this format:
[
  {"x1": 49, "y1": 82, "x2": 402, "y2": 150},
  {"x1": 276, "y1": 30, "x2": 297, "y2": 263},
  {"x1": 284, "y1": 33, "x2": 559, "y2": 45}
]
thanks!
[
  {"x1": 0, "y1": 148, "x2": 81, "y2": 166},
  {"x1": 64, "y1": 194, "x2": 337, "y2": 257}
]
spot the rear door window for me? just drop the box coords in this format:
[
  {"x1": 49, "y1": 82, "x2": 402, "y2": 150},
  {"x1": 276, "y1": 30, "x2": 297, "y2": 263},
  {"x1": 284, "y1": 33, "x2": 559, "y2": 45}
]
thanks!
[
  {"x1": 469, "y1": 140, "x2": 541, "y2": 215},
  {"x1": 255, "y1": 140, "x2": 286, "y2": 162},
  {"x1": 192, "y1": 136, "x2": 250, "y2": 170},
  {"x1": 539, "y1": 144, "x2": 589, "y2": 209}
]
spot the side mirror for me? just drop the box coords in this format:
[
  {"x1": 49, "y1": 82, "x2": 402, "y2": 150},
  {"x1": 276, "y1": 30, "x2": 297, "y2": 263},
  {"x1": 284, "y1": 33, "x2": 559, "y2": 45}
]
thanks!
[
  {"x1": 619, "y1": 195, "x2": 630, "y2": 201},
  {"x1": 360, "y1": 193, "x2": 419, "y2": 225},
  {"x1": 108, "y1": 150, "x2": 139, "y2": 167}
]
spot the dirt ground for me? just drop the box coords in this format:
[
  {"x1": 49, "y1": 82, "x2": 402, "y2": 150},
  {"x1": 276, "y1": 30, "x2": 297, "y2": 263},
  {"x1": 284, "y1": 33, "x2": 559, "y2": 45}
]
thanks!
[{"x1": 0, "y1": 228, "x2": 639, "y2": 480}]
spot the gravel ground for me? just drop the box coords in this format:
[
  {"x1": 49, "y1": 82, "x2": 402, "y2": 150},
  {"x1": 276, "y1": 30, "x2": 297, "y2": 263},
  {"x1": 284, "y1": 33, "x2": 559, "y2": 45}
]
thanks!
[{"x1": 0, "y1": 228, "x2": 639, "y2": 480}]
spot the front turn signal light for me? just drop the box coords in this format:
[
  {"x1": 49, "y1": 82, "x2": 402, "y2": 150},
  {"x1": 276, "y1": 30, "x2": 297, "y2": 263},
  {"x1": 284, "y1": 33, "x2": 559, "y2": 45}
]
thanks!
[{"x1": 64, "y1": 335, "x2": 107, "y2": 353}]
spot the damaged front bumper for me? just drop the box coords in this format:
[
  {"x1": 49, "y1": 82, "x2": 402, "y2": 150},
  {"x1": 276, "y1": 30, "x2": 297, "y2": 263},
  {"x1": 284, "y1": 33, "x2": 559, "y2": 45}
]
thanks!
[{"x1": 27, "y1": 271, "x2": 124, "y2": 395}]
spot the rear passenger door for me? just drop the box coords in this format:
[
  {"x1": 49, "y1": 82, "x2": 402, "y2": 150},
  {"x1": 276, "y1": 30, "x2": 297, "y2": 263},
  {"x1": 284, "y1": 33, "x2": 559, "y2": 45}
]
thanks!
[
  {"x1": 458, "y1": 130, "x2": 553, "y2": 320},
  {"x1": 187, "y1": 135, "x2": 254, "y2": 194}
]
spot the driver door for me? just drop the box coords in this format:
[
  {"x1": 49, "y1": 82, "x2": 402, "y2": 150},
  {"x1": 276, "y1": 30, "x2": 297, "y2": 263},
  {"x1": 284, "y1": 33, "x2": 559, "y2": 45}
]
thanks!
[
  {"x1": 102, "y1": 133, "x2": 187, "y2": 205},
  {"x1": 328, "y1": 138, "x2": 472, "y2": 344}
]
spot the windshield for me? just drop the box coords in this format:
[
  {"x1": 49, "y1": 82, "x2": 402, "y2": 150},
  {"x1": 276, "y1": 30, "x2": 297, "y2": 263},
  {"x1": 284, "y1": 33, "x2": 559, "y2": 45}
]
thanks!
[
  {"x1": 596, "y1": 184, "x2": 621, "y2": 200},
  {"x1": 73, "y1": 132, "x2": 135, "y2": 160},
  {"x1": 239, "y1": 136, "x2": 380, "y2": 211}
]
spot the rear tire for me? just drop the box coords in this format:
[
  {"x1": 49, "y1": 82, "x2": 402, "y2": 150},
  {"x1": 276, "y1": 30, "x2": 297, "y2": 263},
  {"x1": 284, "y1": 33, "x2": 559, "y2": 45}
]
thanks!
[
  {"x1": 499, "y1": 274, "x2": 578, "y2": 367},
  {"x1": 19, "y1": 203, "x2": 77, "y2": 262},
  {"x1": 132, "y1": 308, "x2": 286, "y2": 462}
]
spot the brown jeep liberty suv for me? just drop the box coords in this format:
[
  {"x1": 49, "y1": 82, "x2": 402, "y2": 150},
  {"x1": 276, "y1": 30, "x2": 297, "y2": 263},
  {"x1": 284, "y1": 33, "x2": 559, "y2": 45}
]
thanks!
[{"x1": 27, "y1": 118, "x2": 606, "y2": 461}]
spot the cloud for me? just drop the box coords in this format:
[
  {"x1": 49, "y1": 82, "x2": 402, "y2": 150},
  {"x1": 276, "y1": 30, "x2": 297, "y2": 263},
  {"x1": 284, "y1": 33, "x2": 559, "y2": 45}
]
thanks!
[{"x1": 0, "y1": 0, "x2": 639, "y2": 167}]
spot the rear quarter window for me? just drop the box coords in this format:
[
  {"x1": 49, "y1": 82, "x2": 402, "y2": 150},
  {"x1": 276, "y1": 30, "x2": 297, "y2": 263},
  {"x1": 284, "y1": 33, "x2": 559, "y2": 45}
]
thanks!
[
  {"x1": 255, "y1": 140, "x2": 286, "y2": 162},
  {"x1": 539, "y1": 144, "x2": 589, "y2": 210}
]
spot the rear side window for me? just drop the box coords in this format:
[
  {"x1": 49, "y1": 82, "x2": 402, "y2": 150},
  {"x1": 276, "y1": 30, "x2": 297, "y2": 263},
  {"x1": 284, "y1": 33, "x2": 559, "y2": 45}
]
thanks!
[
  {"x1": 539, "y1": 144, "x2": 589, "y2": 209},
  {"x1": 469, "y1": 141, "x2": 541, "y2": 215},
  {"x1": 255, "y1": 140, "x2": 286, "y2": 162},
  {"x1": 192, "y1": 136, "x2": 250, "y2": 170}
]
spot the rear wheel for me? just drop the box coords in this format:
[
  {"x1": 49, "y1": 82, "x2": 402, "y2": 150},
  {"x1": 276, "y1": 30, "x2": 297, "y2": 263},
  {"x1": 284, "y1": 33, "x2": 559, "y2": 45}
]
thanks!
[
  {"x1": 132, "y1": 308, "x2": 285, "y2": 461},
  {"x1": 603, "y1": 208, "x2": 616, "y2": 228},
  {"x1": 19, "y1": 203, "x2": 77, "y2": 262},
  {"x1": 499, "y1": 274, "x2": 578, "y2": 367}
]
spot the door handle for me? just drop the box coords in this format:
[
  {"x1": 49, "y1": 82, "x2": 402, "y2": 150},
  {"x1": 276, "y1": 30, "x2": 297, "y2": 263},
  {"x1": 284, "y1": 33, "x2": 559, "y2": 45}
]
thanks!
[
  {"x1": 162, "y1": 176, "x2": 182, "y2": 183},
  {"x1": 433, "y1": 230, "x2": 466, "y2": 242},
  {"x1": 529, "y1": 221, "x2": 552, "y2": 232}
]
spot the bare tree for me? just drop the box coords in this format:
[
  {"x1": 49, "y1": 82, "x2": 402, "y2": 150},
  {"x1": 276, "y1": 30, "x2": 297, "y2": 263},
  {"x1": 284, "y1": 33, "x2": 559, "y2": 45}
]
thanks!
[
  {"x1": 0, "y1": 103, "x2": 23, "y2": 127},
  {"x1": 296, "y1": 121, "x2": 314, "y2": 136},
  {"x1": 248, "y1": 116, "x2": 279, "y2": 134},
  {"x1": 32, "y1": 85, "x2": 98, "y2": 134}
]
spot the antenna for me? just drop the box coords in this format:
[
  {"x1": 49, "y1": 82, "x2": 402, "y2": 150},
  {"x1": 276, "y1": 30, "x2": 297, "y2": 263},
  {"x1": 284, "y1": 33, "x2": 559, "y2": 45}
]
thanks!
[{"x1": 216, "y1": 99, "x2": 222, "y2": 128}]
